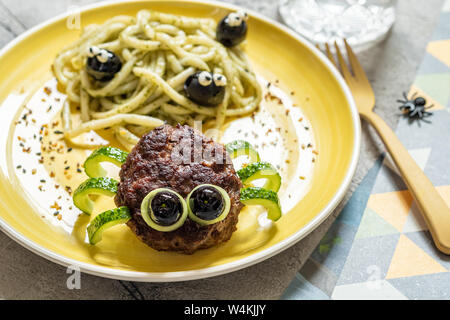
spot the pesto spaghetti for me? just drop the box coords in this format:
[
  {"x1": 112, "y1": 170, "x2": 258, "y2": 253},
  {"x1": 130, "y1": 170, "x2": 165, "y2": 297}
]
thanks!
[{"x1": 54, "y1": 9, "x2": 262, "y2": 149}]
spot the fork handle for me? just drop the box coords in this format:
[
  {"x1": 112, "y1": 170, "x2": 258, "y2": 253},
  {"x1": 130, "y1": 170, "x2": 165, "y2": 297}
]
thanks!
[{"x1": 362, "y1": 111, "x2": 450, "y2": 254}]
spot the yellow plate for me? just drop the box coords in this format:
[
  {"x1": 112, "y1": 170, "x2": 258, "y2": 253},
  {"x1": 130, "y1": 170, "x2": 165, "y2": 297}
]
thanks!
[{"x1": 0, "y1": 0, "x2": 360, "y2": 281}]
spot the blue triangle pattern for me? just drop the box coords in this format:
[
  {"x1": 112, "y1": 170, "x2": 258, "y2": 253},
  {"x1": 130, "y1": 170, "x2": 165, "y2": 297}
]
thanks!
[
  {"x1": 417, "y1": 53, "x2": 450, "y2": 75},
  {"x1": 281, "y1": 273, "x2": 330, "y2": 300},
  {"x1": 388, "y1": 273, "x2": 450, "y2": 300},
  {"x1": 306, "y1": 157, "x2": 384, "y2": 278},
  {"x1": 337, "y1": 156, "x2": 384, "y2": 228}
]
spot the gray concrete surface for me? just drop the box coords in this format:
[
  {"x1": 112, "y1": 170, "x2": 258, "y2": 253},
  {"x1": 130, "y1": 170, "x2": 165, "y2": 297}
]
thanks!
[{"x1": 0, "y1": 0, "x2": 444, "y2": 299}]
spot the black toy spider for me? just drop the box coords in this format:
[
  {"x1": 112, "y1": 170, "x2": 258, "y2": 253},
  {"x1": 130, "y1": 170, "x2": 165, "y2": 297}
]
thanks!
[{"x1": 397, "y1": 92, "x2": 433, "y2": 122}]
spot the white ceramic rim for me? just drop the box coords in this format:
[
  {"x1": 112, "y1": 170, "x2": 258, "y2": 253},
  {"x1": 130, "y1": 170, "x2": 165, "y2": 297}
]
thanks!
[{"x1": 0, "y1": 0, "x2": 361, "y2": 282}]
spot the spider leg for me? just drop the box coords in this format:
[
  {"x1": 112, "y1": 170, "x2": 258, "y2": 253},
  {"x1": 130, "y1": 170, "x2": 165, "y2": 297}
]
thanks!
[
  {"x1": 423, "y1": 111, "x2": 433, "y2": 117},
  {"x1": 408, "y1": 116, "x2": 416, "y2": 126},
  {"x1": 409, "y1": 108, "x2": 419, "y2": 117},
  {"x1": 425, "y1": 104, "x2": 434, "y2": 110},
  {"x1": 402, "y1": 92, "x2": 408, "y2": 100},
  {"x1": 411, "y1": 92, "x2": 417, "y2": 99},
  {"x1": 421, "y1": 117, "x2": 432, "y2": 124},
  {"x1": 417, "y1": 110, "x2": 423, "y2": 118},
  {"x1": 397, "y1": 99, "x2": 407, "y2": 104}
]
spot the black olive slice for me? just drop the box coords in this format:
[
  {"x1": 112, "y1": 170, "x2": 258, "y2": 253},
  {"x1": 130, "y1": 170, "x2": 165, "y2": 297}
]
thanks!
[
  {"x1": 187, "y1": 184, "x2": 231, "y2": 226},
  {"x1": 140, "y1": 188, "x2": 188, "y2": 232}
]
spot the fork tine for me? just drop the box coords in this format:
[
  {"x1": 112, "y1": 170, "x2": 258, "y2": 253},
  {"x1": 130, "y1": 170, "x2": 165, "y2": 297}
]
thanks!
[
  {"x1": 334, "y1": 41, "x2": 353, "y2": 82},
  {"x1": 343, "y1": 39, "x2": 369, "y2": 84},
  {"x1": 324, "y1": 43, "x2": 338, "y2": 69}
]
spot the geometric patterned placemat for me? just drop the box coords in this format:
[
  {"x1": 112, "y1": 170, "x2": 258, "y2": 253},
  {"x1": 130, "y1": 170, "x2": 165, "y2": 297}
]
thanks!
[{"x1": 282, "y1": 0, "x2": 450, "y2": 300}]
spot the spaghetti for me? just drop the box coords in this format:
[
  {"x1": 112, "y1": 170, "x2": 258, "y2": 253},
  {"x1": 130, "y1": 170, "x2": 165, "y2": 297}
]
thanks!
[{"x1": 54, "y1": 10, "x2": 262, "y2": 150}]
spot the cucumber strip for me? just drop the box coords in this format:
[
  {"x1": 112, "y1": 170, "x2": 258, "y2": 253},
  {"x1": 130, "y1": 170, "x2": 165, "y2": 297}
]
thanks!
[
  {"x1": 237, "y1": 162, "x2": 282, "y2": 192},
  {"x1": 83, "y1": 146, "x2": 129, "y2": 178},
  {"x1": 87, "y1": 206, "x2": 131, "y2": 245},
  {"x1": 225, "y1": 140, "x2": 260, "y2": 164},
  {"x1": 240, "y1": 187, "x2": 282, "y2": 221},
  {"x1": 73, "y1": 177, "x2": 118, "y2": 215}
]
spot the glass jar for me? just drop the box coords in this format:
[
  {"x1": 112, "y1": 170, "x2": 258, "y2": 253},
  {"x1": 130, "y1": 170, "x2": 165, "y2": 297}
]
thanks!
[{"x1": 279, "y1": 0, "x2": 397, "y2": 50}]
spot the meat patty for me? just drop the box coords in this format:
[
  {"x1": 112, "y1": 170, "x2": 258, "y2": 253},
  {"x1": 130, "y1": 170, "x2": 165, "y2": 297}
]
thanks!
[{"x1": 115, "y1": 124, "x2": 243, "y2": 254}]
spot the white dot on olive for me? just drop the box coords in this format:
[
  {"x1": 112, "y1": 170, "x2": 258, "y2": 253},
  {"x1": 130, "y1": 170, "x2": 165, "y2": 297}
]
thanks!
[
  {"x1": 227, "y1": 13, "x2": 243, "y2": 27},
  {"x1": 198, "y1": 71, "x2": 213, "y2": 86}
]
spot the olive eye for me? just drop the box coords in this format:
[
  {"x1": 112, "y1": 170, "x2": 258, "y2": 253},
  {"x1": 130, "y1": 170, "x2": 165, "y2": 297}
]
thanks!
[
  {"x1": 213, "y1": 74, "x2": 227, "y2": 87},
  {"x1": 198, "y1": 71, "x2": 213, "y2": 86},
  {"x1": 87, "y1": 46, "x2": 100, "y2": 58},
  {"x1": 97, "y1": 49, "x2": 110, "y2": 63},
  {"x1": 237, "y1": 11, "x2": 249, "y2": 21},
  {"x1": 217, "y1": 12, "x2": 248, "y2": 47},
  {"x1": 184, "y1": 71, "x2": 226, "y2": 106},
  {"x1": 227, "y1": 13, "x2": 243, "y2": 27},
  {"x1": 140, "y1": 188, "x2": 188, "y2": 232},
  {"x1": 187, "y1": 184, "x2": 231, "y2": 226}
]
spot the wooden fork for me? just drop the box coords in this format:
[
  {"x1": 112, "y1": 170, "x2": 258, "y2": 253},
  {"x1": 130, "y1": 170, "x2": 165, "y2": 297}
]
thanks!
[{"x1": 317, "y1": 40, "x2": 450, "y2": 255}]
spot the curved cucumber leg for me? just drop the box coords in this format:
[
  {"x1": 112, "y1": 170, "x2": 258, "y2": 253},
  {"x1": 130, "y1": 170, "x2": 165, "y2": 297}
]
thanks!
[
  {"x1": 87, "y1": 206, "x2": 131, "y2": 244},
  {"x1": 226, "y1": 140, "x2": 261, "y2": 164},
  {"x1": 83, "y1": 147, "x2": 128, "y2": 178},
  {"x1": 240, "y1": 187, "x2": 282, "y2": 221},
  {"x1": 73, "y1": 177, "x2": 119, "y2": 215},
  {"x1": 237, "y1": 162, "x2": 281, "y2": 192}
]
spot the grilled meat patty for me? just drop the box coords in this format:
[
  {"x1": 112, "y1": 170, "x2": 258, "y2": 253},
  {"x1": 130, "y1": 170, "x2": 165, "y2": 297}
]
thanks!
[{"x1": 115, "y1": 124, "x2": 243, "y2": 254}]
